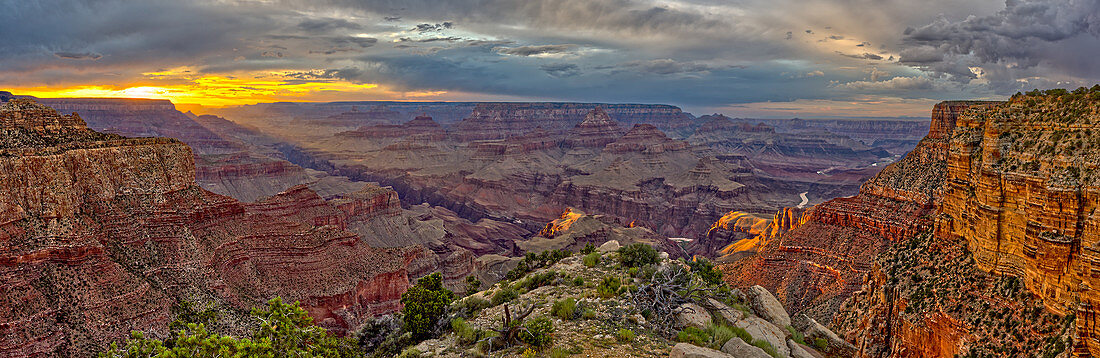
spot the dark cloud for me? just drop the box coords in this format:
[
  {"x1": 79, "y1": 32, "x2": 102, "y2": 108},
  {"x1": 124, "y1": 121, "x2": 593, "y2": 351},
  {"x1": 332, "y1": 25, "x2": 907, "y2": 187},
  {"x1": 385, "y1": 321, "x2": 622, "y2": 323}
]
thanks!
[
  {"x1": 3, "y1": 0, "x2": 1098, "y2": 114},
  {"x1": 619, "y1": 59, "x2": 722, "y2": 75},
  {"x1": 285, "y1": 67, "x2": 366, "y2": 81},
  {"x1": 329, "y1": 36, "x2": 378, "y2": 48},
  {"x1": 399, "y1": 36, "x2": 464, "y2": 43},
  {"x1": 297, "y1": 18, "x2": 363, "y2": 34},
  {"x1": 54, "y1": 51, "x2": 102, "y2": 60},
  {"x1": 837, "y1": 76, "x2": 936, "y2": 90},
  {"x1": 412, "y1": 22, "x2": 454, "y2": 32},
  {"x1": 496, "y1": 44, "x2": 576, "y2": 56},
  {"x1": 837, "y1": 52, "x2": 884, "y2": 60},
  {"x1": 898, "y1": 0, "x2": 1100, "y2": 90},
  {"x1": 540, "y1": 63, "x2": 581, "y2": 77}
]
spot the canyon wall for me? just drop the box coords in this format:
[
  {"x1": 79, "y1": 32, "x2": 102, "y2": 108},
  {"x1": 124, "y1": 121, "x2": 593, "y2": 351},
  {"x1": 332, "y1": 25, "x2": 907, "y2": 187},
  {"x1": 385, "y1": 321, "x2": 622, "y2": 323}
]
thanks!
[
  {"x1": 720, "y1": 101, "x2": 1000, "y2": 328},
  {"x1": 935, "y1": 92, "x2": 1100, "y2": 355},
  {"x1": 726, "y1": 91, "x2": 1100, "y2": 357},
  {"x1": 0, "y1": 99, "x2": 414, "y2": 357},
  {"x1": 37, "y1": 98, "x2": 311, "y2": 201}
]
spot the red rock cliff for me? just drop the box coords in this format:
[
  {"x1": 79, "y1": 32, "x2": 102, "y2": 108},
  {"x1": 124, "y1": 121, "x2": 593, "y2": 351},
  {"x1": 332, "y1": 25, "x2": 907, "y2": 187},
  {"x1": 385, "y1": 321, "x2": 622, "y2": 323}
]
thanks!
[
  {"x1": 0, "y1": 99, "x2": 412, "y2": 357},
  {"x1": 720, "y1": 101, "x2": 1000, "y2": 328},
  {"x1": 935, "y1": 92, "x2": 1100, "y2": 355}
]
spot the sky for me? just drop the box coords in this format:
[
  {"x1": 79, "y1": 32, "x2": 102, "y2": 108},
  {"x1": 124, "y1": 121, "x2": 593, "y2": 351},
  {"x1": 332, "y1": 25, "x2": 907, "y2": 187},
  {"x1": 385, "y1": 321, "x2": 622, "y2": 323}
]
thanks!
[{"x1": 1, "y1": 0, "x2": 1099, "y2": 117}]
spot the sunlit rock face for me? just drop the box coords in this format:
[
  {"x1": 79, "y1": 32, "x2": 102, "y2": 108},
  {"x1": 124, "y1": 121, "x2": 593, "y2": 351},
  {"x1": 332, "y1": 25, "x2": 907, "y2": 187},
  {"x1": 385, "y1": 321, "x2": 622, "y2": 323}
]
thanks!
[
  {"x1": 718, "y1": 100, "x2": 999, "y2": 328},
  {"x1": 0, "y1": 99, "x2": 414, "y2": 357},
  {"x1": 720, "y1": 91, "x2": 1100, "y2": 356},
  {"x1": 935, "y1": 93, "x2": 1100, "y2": 354}
]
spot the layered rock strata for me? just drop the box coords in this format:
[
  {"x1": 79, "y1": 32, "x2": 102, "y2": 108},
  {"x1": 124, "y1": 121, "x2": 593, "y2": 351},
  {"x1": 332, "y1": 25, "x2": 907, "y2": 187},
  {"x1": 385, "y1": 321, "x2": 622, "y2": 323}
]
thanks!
[
  {"x1": 720, "y1": 101, "x2": 1000, "y2": 326},
  {"x1": 0, "y1": 99, "x2": 413, "y2": 357},
  {"x1": 37, "y1": 98, "x2": 310, "y2": 201},
  {"x1": 934, "y1": 92, "x2": 1100, "y2": 355}
]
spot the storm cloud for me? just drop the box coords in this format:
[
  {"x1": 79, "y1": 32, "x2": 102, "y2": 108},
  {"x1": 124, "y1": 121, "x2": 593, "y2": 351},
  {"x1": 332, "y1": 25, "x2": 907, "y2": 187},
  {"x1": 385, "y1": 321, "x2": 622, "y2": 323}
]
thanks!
[{"x1": 1, "y1": 0, "x2": 1098, "y2": 117}]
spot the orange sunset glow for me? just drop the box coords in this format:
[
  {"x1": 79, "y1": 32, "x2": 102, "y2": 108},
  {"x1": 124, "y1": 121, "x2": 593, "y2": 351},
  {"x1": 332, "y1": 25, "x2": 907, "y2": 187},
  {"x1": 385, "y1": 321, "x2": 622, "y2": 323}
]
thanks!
[{"x1": 9, "y1": 70, "x2": 456, "y2": 108}]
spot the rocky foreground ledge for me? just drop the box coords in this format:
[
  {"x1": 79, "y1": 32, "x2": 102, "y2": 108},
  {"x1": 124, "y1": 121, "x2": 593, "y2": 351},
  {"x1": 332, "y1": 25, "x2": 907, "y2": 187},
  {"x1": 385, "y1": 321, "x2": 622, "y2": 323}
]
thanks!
[{"x1": 408, "y1": 239, "x2": 853, "y2": 358}]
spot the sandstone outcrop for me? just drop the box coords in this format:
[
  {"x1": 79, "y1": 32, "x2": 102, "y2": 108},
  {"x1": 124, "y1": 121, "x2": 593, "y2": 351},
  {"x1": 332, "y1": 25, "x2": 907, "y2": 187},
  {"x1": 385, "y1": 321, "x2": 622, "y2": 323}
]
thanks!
[
  {"x1": 746, "y1": 285, "x2": 793, "y2": 328},
  {"x1": 675, "y1": 303, "x2": 714, "y2": 330},
  {"x1": 0, "y1": 99, "x2": 414, "y2": 357}
]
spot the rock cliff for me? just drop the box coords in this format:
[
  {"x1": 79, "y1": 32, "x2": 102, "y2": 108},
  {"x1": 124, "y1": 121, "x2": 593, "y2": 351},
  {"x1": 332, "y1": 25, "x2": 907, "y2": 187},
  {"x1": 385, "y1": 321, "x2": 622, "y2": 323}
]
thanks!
[
  {"x1": 0, "y1": 99, "x2": 414, "y2": 357},
  {"x1": 35, "y1": 98, "x2": 312, "y2": 202},
  {"x1": 935, "y1": 90, "x2": 1100, "y2": 355},
  {"x1": 722, "y1": 88, "x2": 1100, "y2": 357},
  {"x1": 718, "y1": 100, "x2": 1000, "y2": 330}
]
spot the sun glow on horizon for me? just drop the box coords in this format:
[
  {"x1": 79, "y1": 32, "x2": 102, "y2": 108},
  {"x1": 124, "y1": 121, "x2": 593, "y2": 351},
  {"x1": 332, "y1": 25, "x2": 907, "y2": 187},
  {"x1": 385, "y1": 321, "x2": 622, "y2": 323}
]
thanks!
[{"x1": 10, "y1": 71, "x2": 451, "y2": 108}]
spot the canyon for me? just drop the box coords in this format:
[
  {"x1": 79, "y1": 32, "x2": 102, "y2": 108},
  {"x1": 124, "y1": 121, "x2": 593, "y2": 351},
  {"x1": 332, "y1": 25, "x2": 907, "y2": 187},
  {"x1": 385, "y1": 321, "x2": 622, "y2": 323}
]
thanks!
[
  {"x1": 0, "y1": 98, "x2": 425, "y2": 356},
  {"x1": 210, "y1": 101, "x2": 918, "y2": 246},
  {"x1": 10, "y1": 87, "x2": 1087, "y2": 357},
  {"x1": 719, "y1": 89, "x2": 1100, "y2": 357}
]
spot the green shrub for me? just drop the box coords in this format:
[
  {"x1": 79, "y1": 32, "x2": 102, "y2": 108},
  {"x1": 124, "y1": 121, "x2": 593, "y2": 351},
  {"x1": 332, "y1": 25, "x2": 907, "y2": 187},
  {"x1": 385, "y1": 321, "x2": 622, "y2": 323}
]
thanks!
[
  {"x1": 551, "y1": 298, "x2": 579, "y2": 320},
  {"x1": 687, "y1": 258, "x2": 724, "y2": 286},
  {"x1": 618, "y1": 244, "x2": 658, "y2": 268},
  {"x1": 491, "y1": 287, "x2": 519, "y2": 306},
  {"x1": 752, "y1": 339, "x2": 780, "y2": 358},
  {"x1": 581, "y1": 243, "x2": 597, "y2": 255},
  {"x1": 628, "y1": 267, "x2": 639, "y2": 277},
  {"x1": 465, "y1": 275, "x2": 482, "y2": 295},
  {"x1": 597, "y1": 276, "x2": 622, "y2": 298},
  {"x1": 454, "y1": 297, "x2": 492, "y2": 317},
  {"x1": 583, "y1": 252, "x2": 601, "y2": 267},
  {"x1": 732, "y1": 326, "x2": 753, "y2": 344},
  {"x1": 550, "y1": 347, "x2": 572, "y2": 358},
  {"x1": 515, "y1": 271, "x2": 558, "y2": 292},
  {"x1": 582, "y1": 308, "x2": 597, "y2": 320},
  {"x1": 638, "y1": 264, "x2": 658, "y2": 280},
  {"x1": 785, "y1": 325, "x2": 805, "y2": 345},
  {"x1": 676, "y1": 327, "x2": 710, "y2": 346},
  {"x1": 451, "y1": 318, "x2": 494, "y2": 347},
  {"x1": 401, "y1": 272, "x2": 455, "y2": 339},
  {"x1": 572, "y1": 276, "x2": 585, "y2": 286},
  {"x1": 707, "y1": 323, "x2": 736, "y2": 348},
  {"x1": 616, "y1": 328, "x2": 636, "y2": 342},
  {"x1": 101, "y1": 297, "x2": 358, "y2": 358},
  {"x1": 813, "y1": 338, "x2": 828, "y2": 351},
  {"x1": 506, "y1": 250, "x2": 572, "y2": 281},
  {"x1": 518, "y1": 316, "x2": 554, "y2": 347},
  {"x1": 397, "y1": 347, "x2": 422, "y2": 358}
]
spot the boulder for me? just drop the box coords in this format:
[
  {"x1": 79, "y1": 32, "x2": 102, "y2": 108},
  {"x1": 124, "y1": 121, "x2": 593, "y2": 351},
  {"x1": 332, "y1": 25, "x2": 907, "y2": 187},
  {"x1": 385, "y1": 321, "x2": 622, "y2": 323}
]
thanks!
[
  {"x1": 745, "y1": 285, "x2": 791, "y2": 328},
  {"x1": 733, "y1": 316, "x2": 790, "y2": 357},
  {"x1": 721, "y1": 338, "x2": 772, "y2": 358},
  {"x1": 675, "y1": 303, "x2": 713, "y2": 330},
  {"x1": 703, "y1": 298, "x2": 746, "y2": 326},
  {"x1": 788, "y1": 339, "x2": 825, "y2": 358},
  {"x1": 792, "y1": 314, "x2": 856, "y2": 357},
  {"x1": 670, "y1": 343, "x2": 733, "y2": 358},
  {"x1": 598, "y1": 239, "x2": 621, "y2": 253}
]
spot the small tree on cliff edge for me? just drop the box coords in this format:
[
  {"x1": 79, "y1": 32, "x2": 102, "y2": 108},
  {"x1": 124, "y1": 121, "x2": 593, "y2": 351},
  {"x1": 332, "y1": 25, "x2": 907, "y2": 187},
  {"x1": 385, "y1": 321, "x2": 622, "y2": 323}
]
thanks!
[{"x1": 401, "y1": 272, "x2": 455, "y2": 339}]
